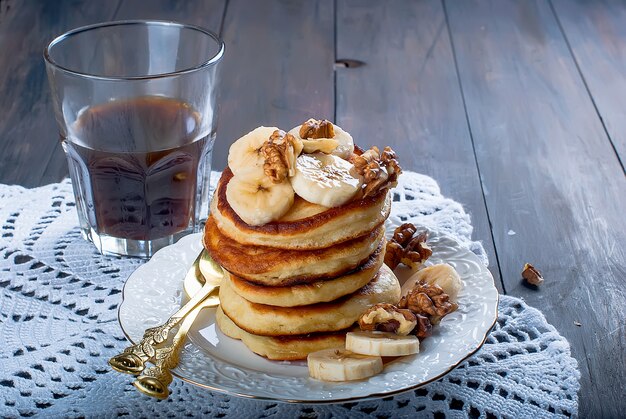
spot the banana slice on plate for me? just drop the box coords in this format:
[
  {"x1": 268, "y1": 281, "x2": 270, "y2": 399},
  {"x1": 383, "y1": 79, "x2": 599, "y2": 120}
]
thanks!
[
  {"x1": 228, "y1": 126, "x2": 278, "y2": 176},
  {"x1": 307, "y1": 348, "x2": 383, "y2": 382},
  {"x1": 289, "y1": 122, "x2": 354, "y2": 159},
  {"x1": 401, "y1": 264, "x2": 463, "y2": 302},
  {"x1": 346, "y1": 331, "x2": 420, "y2": 357},
  {"x1": 226, "y1": 166, "x2": 295, "y2": 226},
  {"x1": 291, "y1": 152, "x2": 362, "y2": 207}
]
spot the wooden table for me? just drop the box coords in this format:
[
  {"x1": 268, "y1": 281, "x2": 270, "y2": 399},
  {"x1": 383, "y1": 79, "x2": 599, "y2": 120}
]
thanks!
[{"x1": 1, "y1": 0, "x2": 624, "y2": 416}]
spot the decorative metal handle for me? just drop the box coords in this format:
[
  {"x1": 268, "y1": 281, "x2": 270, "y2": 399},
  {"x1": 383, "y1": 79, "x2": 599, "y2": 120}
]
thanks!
[
  {"x1": 133, "y1": 296, "x2": 218, "y2": 399},
  {"x1": 108, "y1": 316, "x2": 180, "y2": 375},
  {"x1": 109, "y1": 253, "x2": 220, "y2": 375}
]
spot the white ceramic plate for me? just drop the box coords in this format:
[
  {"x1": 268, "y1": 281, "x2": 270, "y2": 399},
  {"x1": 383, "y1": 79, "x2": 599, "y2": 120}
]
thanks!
[{"x1": 118, "y1": 231, "x2": 498, "y2": 403}]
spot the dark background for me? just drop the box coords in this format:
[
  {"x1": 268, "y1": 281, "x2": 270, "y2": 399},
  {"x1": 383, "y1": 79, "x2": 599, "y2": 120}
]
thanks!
[{"x1": 0, "y1": 1, "x2": 624, "y2": 416}]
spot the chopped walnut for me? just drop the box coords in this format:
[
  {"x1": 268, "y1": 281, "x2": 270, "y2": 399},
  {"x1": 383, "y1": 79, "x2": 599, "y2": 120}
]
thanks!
[
  {"x1": 353, "y1": 147, "x2": 380, "y2": 172},
  {"x1": 399, "y1": 282, "x2": 458, "y2": 325},
  {"x1": 392, "y1": 223, "x2": 417, "y2": 246},
  {"x1": 358, "y1": 303, "x2": 417, "y2": 336},
  {"x1": 261, "y1": 130, "x2": 302, "y2": 182},
  {"x1": 522, "y1": 263, "x2": 544, "y2": 286},
  {"x1": 381, "y1": 146, "x2": 401, "y2": 179},
  {"x1": 413, "y1": 313, "x2": 433, "y2": 339},
  {"x1": 384, "y1": 223, "x2": 432, "y2": 270},
  {"x1": 353, "y1": 146, "x2": 402, "y2": 198},
  {"x1": 299, "y1": 118, "x2": 335, "y2": 139}
]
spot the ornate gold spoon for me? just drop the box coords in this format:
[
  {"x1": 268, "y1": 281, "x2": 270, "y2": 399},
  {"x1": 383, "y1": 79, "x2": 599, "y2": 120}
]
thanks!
[
  {"x1": 132, "y1": 294, "x2": 217, "y2": 399},
  {"x1": 109, "y1": 251, "x2": 223, "y2": 375}
]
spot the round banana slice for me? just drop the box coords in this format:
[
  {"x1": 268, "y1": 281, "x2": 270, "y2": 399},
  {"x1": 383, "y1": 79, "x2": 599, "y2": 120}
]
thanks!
[
  {"x1": 291, "y1": 153, "x2": 362, "y2": 207},
  {"x1": 226, "y1": 167, "x2": 295, "y2": 226},
  {"x1": 289, "y1": 123, "x2": 354, "y2": 159},
  {"x1": 346, "y1": 331, "x2": 419, "y2": 357},
  {"x1": 307, "y1": 348, "x2": 383, "y2": 382},
  {"x1": 228, "y1": 126, "x2": 278, "y2": 176},
  {"x1": 401, "y1": 264, "x2": 462, "y2": 302}
]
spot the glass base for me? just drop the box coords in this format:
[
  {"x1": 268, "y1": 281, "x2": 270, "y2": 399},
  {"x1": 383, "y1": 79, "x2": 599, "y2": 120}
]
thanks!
[{"x1": 82, "y1": 227, "x2": 193, "y2": 258}]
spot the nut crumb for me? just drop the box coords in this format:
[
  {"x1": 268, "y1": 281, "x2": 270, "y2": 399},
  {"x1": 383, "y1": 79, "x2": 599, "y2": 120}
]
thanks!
[{"x1": 522, "y1": 263, "x2": 544, "y2": 286}]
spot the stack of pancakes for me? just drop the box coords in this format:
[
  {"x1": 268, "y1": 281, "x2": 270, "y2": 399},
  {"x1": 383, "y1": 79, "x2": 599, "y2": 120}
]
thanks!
[{"x1": 204, "y1": 168, "x2": 401, "y2": 360}]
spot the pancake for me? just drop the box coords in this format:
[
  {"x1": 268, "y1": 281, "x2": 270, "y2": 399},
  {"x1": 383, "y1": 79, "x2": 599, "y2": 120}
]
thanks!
[
  {"x1": 226, "y1": 242, "x2": 385, "y2": 306},
  {"x1": 204, "y1": 215, "x2": 385, "y2": 286},
  {"x1": 210, "y1": 168, "x2": 391, "y2": 250},
  {"x1": 219, "y1": 264, "x2": 401, "y2": 336},
  {"x1": 215, "y1": 307, "x2": 351, "y2": 360}
]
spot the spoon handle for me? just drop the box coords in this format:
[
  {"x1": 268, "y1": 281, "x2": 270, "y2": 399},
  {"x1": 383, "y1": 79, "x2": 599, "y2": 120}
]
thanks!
[
  {"x1": 132, "y1": 296, "x2": 219, "y2": 399},
  {"x1": 108, "y1": 253, "x2": 214, "y2": 375}
]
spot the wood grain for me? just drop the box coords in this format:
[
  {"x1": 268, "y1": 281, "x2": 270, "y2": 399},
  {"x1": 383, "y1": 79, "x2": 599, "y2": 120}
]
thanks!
[
  {"x1": 445, "y1": 0, "x2": 626, "y2": 416},
  {"x1": 0, "y1": 0, "x2": 120, "y2": 187},
  {"x1": 551, "y1": 0, "x2": 626, "y2": 169},
  {"x1": 335, "y1": 0, "x2": 502, "y2": 289},
  {"x1": 41, "y1": 0, "x2": 228, "y2": 185},
  {"x1": 214, "y1": 0, "x2": 335, "y2": 171}
]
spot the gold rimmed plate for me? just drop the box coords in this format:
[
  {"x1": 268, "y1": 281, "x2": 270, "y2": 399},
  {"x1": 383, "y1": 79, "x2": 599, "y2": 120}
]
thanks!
[{"x1": 118, "y1": 229, "x2": 498, "y2": 403}]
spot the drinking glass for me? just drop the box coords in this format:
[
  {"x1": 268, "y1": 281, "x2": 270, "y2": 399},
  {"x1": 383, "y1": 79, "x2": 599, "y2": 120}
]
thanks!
[{"x1": 44, "y1": 20, "x2": 224, "y2": 258}]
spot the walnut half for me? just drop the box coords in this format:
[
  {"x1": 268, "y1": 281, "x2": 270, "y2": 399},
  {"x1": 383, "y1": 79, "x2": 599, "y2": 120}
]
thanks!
[
  {"x1": 398, "y1": 282, "x2": 458, "y2": 325},
  {"x1": 261, "y1": 130, "x2": 302, "y2": 182},
  {"x1": 358, "y1": 303, "x2": 417, "y2": 336},
  {"x1": 299, "y1": 118, "x2": 335, "y2": 139},
  {"x1": 384, "y1": 223, "x2": 432, "y2": 270}
]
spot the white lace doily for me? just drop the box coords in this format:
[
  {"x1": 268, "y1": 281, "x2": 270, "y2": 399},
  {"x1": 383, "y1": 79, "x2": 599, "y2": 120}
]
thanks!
[{"x1": 0, "y1": 171, "x2": 580, "y2": 418}]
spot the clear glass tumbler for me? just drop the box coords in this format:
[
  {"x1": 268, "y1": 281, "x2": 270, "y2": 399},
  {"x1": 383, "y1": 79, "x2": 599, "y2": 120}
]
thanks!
[{"x1": 44, "y1": 20, "x2": 224, "y2": 258}]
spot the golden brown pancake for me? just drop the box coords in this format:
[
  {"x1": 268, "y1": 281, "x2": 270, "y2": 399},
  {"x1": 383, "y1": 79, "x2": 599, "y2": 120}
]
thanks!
[
  {"x1": 226, "y1": 242, "x2": 385, "y2": 306},
  {"x1": 215, "y1": 307, "x2": 351, "y2": 360},
  {"x1": 204, "y1": 215, "x2": 385, "y2": 286},
  {"x1": 210, "y1": 168, "x2": 391, "y2": 250},
  {"x1": 219, "y1": 264, "x2": 401, "y2": 336}
]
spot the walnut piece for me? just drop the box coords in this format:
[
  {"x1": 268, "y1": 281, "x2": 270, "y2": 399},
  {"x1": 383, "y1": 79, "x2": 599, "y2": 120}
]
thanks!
[
  {"x1": 398, "y1": 282, "x2": 458, "y2": 325},
  {"x1": 413, "y1": 314, "x2": 433, "y2": 339},
  {"x1": 358, "y1": 303, "x2": 417, "y2": 336},
  {"x1": 261, "y1": 130, "x2": 301, "y2": 182},
  {"x1": 522, "y1": 263, "x2": 544, "y2": 286},
  {"x1": 384, "y1": 223, "x2": 432, "y2": 270},
  {"x1": 299, "y1": 118, "x2": 335, "y2": 139},
  {"x1": 353, "y1": 146, "x2": 402, "y2": 198}
]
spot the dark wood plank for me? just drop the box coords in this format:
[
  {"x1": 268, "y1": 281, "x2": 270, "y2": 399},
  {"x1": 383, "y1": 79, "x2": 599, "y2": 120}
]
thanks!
[
  {"x1": 445, "y1": 1, "x2": 626, "y2": 416},
  {"x1": 0, "y1": 0, "x2": 121, "y2": 187},
  {"x1": 41, "y1": 0, "x2": 228, "y2": 185},
  {"x1": 214, "y1": 0, "x2": 334, "y2": 171},
  {"x1": 551, "y1": 0, "x2": 626, "y2": 169},
  {"x1": 335, "y1": 0, "x2": 503, "y2": 290}
]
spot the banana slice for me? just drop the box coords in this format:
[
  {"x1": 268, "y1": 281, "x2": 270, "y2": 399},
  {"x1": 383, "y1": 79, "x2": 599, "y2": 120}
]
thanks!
[
  {"x1": 228, "y1": 126, "x2": 278, "y2": 176},
  {"x1": 401, "y1": 264, "x2": 463, "y2": 302},
  {"x1": 291, "y1": 153, "x2": 362, "y2": 207},
  {"x1": 226, "y1": 166, "x2": 295, "y2": 226},
  {"x1": 307, "y1": 348, "x2": 383, "y2": 382},
  {"x1": 346, "y1": 331, "x2": 419, "y2": 357},
  {"x1": 289, "y1": 123, "x2": 354, "y2": 159}
]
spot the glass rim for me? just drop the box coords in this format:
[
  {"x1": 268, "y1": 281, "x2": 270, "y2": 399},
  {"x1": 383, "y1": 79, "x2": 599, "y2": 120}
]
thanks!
[{"x1": 44, "y1": 20, "x2": 225, "y2": 81}]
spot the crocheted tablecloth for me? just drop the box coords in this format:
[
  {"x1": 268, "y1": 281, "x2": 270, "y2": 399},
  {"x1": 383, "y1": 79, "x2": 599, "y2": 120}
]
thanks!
[{"x1": 0, "y1": 171, "x2": 580, "y2": 418}]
